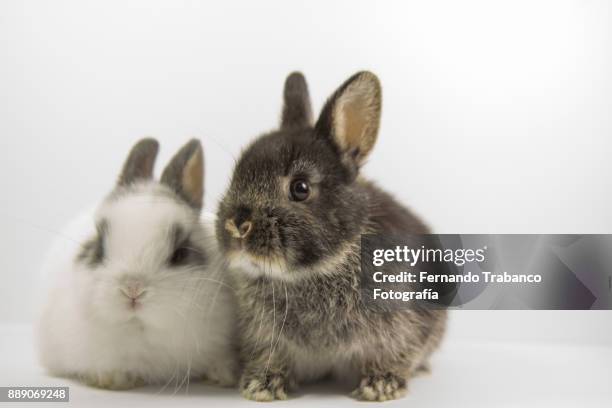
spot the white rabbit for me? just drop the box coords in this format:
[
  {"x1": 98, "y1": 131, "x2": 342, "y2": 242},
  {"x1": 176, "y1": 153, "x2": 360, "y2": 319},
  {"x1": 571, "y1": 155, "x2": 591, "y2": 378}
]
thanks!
[{"x1": 36, "y1": 138, "x2": 237, "y2": 390}]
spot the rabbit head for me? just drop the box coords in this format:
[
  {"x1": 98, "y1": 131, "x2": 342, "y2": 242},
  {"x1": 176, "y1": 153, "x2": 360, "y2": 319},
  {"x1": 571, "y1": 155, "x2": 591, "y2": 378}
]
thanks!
[
  {"x1": 76, "y1": 138, "x2": 213, "y2": 326},
  {"x1": 217, "y1": 71, "x2": 382, "y2": 280}
]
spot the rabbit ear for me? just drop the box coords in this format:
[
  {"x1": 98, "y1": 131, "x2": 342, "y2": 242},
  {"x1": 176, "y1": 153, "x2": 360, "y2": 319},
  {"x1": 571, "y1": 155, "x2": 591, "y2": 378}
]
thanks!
[
  {"x1": 118, "y1": 138, "x2": 159, "y2": 186},
  {"x1": 161, "y1": 139, "x2": 204, "y2": 210},
  {"x1": 315, "y1": 71, "x2": 382, "y2": 166},
  {"x1": 280, "y1": 72, "x2": 313, "y2": 129}
]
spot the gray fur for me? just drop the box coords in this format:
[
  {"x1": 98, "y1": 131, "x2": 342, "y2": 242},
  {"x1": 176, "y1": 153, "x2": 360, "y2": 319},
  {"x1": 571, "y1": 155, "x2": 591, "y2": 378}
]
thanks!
[
  {"x1": 160, "y1": 139, "x2": 204, "y2": 210},
  {"x1": 281, "y1": 72, "x2": 313, "y2": 129},
  {"x1": 216, "y1": 72, "x2": 447, "y2": 402},
  {"x1": 315, "y1": 71, "x2": 382, "y2": 167},
  {"x1": 168, "y1": 223, "x2": 208, "y2": 267},
  {"x1": 117, "y1": 138, "x2": 159, "y2": 186},
  {"x1": 76, "y1": 219, "x2": 108, "y2": 267}
]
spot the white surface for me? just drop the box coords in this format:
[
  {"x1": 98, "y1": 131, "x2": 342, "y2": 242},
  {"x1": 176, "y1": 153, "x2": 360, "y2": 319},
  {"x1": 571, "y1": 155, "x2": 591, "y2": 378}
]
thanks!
[
  {"x1": 1, "y1": 2, "x2": 610, "y2": 405},
  {"x1": 1, "y1": 0, "x2": 611, "y2": 324},
  {"x1": 2, "y1": 324, "x2": 610, "y2": 407}
]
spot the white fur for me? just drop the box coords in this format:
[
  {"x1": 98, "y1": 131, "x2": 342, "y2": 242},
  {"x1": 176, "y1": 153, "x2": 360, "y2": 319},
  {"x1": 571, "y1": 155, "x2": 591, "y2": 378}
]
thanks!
[
  {"x1": 226, "y1": 241, "x2": 357, "y2": 283},
  {"x1": 35, "y1": 183, "x2": 236, "y2": 389}
]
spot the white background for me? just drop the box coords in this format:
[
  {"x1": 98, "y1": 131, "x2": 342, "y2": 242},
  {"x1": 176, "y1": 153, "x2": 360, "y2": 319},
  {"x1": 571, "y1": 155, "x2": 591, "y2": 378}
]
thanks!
[{"x1": 1, "y1": 0, "x2": 611, "y2": 349}]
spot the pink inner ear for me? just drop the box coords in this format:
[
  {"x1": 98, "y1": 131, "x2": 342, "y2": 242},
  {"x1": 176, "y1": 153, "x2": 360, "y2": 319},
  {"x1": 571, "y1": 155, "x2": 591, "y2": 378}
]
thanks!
[
  {"x1": 333, "y1": 81, "x2": 381, "y2": 162},
  {"x1": 343, "y1": 100, "x2": 369, "y2": 149},
  {"x1": 181, "y1": 148, "x2": 204, "y2": 208}
]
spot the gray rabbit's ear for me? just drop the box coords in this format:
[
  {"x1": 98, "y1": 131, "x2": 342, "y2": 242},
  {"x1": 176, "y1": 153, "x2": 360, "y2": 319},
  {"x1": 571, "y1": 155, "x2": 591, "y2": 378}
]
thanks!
[
  {"x1": 160, "y1": 139, "x2": 204, "y2": 210},
  {"x1": 280, "y1": 72, "x2": 313, "y2": 129},
  {"x1": 118, "y1": 138, "x2": 159, "y2": 186},
  {"x1": 315, "y1": 71, "x2": 382, "y2": 166}
]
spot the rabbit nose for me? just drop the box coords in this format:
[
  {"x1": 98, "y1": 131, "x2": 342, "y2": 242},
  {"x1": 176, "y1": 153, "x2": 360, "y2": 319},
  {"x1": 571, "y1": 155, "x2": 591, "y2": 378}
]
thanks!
[
  {"x1": 225, "y1": 207, "x2": 253, "y2": 239},
  {"x1": 225, "y1": 218, "x2": 253, "y2": 239},
  {"x1": 120, "y1": 284, "x2": 146, "y2": 301}
]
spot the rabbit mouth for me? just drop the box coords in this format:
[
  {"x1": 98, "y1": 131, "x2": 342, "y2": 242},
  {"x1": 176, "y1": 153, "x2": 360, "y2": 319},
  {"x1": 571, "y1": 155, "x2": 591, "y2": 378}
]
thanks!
[{"x1": 226, "y1": 249, "x2": 290, "y2": 279}]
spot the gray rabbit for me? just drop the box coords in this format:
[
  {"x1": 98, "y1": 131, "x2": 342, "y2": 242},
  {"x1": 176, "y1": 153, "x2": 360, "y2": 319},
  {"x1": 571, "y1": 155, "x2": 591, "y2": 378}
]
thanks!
[{"x1": 216, "y1": 71, "x2": 446, "y2": 401}]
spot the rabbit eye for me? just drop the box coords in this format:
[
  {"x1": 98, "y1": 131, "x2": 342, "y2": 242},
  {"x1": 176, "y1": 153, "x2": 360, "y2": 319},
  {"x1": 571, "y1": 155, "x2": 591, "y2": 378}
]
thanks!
[
  {"x1": 169, "y1": 246, "x2": 190, "y2": 266},
  {"x1": 77, "y1": 219, "x2": 107, "y2": 267},
  {"x1": 290, "y1": 179, "x2": 310, "y2": 202}
]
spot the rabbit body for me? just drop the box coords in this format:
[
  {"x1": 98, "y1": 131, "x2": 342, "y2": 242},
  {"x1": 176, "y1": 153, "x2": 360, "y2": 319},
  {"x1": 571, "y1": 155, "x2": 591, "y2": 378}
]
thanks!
[
  {"x1": 36, "y1": 140, "x2": 237, "y2": 389},
  {"x1": 217, "y1": 72, "x2": 446, "y2": 402}
]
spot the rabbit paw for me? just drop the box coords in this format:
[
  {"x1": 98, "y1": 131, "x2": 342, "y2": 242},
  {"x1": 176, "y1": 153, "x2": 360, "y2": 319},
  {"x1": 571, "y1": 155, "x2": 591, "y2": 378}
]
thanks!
[
  {"x1": 82, "y1": 371, "x2": 144, "y2": 390},
  {"x1": 351, "y1": 373, "x2": 407, "y2": 402},
  {"x1": 240, "y1": 373, "x2": 289, "y2": 401}
]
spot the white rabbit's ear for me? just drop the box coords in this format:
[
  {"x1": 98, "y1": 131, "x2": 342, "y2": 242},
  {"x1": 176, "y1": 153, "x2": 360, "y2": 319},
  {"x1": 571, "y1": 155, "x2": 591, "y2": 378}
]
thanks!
[
  {"x1": 315, "y1": 71, "x2": 382, "y2": 166},
  {"x1": 118, "y1": 138, "x2": 159, "y2": 186},
  {"x1": 161, "y1": 139, "x2": 204, "y2": 210},
  {"x1": 281, "y1": 72, "x2": 313, "y2": 129}
]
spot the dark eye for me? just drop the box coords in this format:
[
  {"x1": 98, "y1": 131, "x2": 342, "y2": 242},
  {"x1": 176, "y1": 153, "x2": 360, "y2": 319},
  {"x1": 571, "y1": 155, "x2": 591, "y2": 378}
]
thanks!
[
  {"x1": 169, "y1": 246, "x2": 190, "y2": 266},
  {"x1": 289, "y1": 179, "x2": 310, "y2": 201},
  {"x1": 77, "y1": 220, "x2": 107, "y2": 267}
]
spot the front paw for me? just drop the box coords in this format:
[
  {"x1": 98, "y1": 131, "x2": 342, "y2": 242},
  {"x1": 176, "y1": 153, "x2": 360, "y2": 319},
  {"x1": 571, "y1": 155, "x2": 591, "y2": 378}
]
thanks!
[
  {"x1": 351, "y1": 373, "x2": 407, "y2": 402},
  {"x1": 82, "y1": 371, "x2": 144, "y2": 390},
  {"x1": 240, "y1": 373, "x2": 290, "y2": 402}
]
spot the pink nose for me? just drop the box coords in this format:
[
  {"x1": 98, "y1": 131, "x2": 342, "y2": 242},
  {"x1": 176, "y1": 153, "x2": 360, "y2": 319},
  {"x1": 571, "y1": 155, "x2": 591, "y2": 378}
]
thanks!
[
  {"x1": 120, "y1": 285, "x2": 146, "y2": 302},
  {"x1": 225, "y1": 218, "x2": 252, "y2": 239}
]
